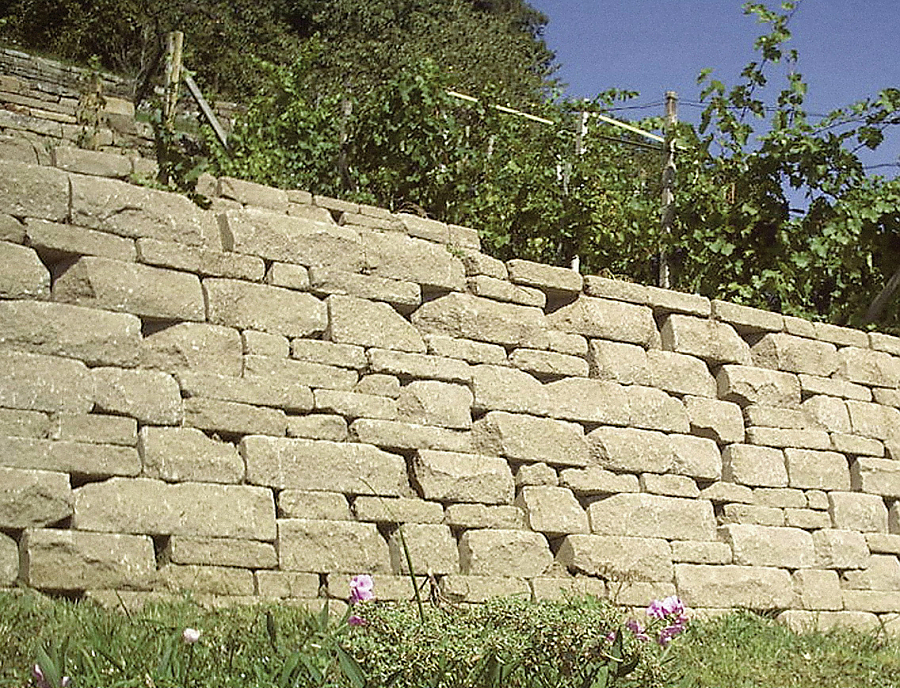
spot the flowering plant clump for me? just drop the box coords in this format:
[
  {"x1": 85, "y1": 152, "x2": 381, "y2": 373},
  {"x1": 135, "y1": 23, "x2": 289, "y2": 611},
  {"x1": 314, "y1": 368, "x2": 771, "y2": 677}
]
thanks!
[
  {"x1": 182, "y1": 627, "x2": 201, "y2": 644},
  {"x1": 348, "y1": 574, "x2": 375, "y2": 626},
  {"x1": 32, "y1": 664, "x2": 70, "y2": 688},
  {"x1": 625, "y1": 596, "x2": 689, "y2": 647}
]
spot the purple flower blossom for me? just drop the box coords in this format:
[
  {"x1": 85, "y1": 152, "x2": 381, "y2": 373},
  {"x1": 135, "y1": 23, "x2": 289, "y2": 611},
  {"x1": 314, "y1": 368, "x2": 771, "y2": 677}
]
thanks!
[
  {"x1": 658, "y1": 620, "x2": 686, "y2": 646},
  {"x1": 348, "y1": 614, "x2": 367, "y2": 626},
  {"x1": 646, "y1": 595, "x2": 684, "y2": 620},
  {"x1": 604, "y1": 631, "x2": 616, "y2": 644},
  {"x1": 625, "y1": 619, "x2": 650, "y2": 642},
  {"x1": 349, "y1": 574, "x2": 374, "y2": 604},
  {"x1": 32, "y1": 665, "x2": 70, "y2": 688}
]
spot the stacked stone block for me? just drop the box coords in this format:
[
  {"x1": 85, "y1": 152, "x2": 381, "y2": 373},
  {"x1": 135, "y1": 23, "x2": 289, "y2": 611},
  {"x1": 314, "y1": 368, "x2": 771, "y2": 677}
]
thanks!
[{"x1": 1, "y1": 148, "x2": 900, "y2": 633}]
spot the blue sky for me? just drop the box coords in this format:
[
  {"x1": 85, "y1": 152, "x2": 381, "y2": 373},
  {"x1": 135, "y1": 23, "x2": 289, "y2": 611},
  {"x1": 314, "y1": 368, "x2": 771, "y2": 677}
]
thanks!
[{"x1": 528, "y1": 0, "x2": 900, "y2": 172}]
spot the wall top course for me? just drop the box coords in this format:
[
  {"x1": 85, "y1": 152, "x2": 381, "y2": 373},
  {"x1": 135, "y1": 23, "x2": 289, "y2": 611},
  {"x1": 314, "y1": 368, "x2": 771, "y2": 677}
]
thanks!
[{"x1": 2, "y1": 52, "x2": 900, "y2": 629}]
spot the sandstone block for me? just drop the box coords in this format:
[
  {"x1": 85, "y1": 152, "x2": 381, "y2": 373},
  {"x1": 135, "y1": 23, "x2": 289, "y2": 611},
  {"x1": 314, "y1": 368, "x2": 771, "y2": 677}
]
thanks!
[
  {"x1": 0, "y1": 300, "x2": 141, "y2": 367},
  {"x1": 515, "y1": 486, "x2": 588, "y2": 536},
  {"x1": 557, "y1": 534, "x2": 672, "y2": 582},
  {"x1": 660, "y1": 314, "x2": 750, "y2": 365},
  {"x1": 21, "y1": 528, "x2": 156, "y2": 591},
  {"x1": 92, "y1": 367, "x2": 181, "y2": 425},
  {"x1": 266, "y1": 262, "x2": 309, "y2": 290},
  {"x1": 588, "y1": 427, "x2": 721, "y2": 480},
  {"x1": 745, "y1": 427, "x2": 832, "y2": 450},
  {"x1": 139, "y1": 427, "x2": 244, "y2": 484},
  {"x1": 674, "y1": 564, "x2": 794, "y2": 609},
  {"x1": 473, "y1": 411, "x2": 589, "y2": 467},
  {"x1": 837, "y1": 347, "x2": 900, "y2": 388},
  {"x1": 753, "y1": 487, "x2": 806, "y2": 509},
  {"x1": 721, "y1": 504, "x2": 784, "y2": 526},
  {"x1": 832, "y1": 433, "x2": 885, "y2": 457},
  {"x1": 414, "y1": 450, "x2": 514, "y2": 504},
  {"x1": 396, "y1": 381, "x2": 472, "y2": 429},
  {"x1": 466, "y1": 275, "x2": 545, "y2": 308},
  {"x1": 784, "y1": 448, "x2": 850, "y2": 490},
  {"x1": 27, "y1": 218, "x2": 136, "y2": 262},
  {"x1": 531, "y1": 576, "x2": 606, "y2": 601},
  {"x1": 646, "y1": 350, "x2": 716, "y2": 397},
  {"x1": 547, "y1": 296, "x2": 657, "y2": 346},
  {"x1": 368, "y1": 349, "x2": 471, "y2": 382},
  {"x1": 291, "y1": 339, "x2": 366, "y2": 369},
  {"x1": 509, "y1": 348, "x2": 589, "y2": 379},
  {"x1": 142, "y1": 323, "x2": 242, "y2": 377},
  {"x1": 0, "y1": 467, "x2": 72, "y2": 528},
  {"x1": 444, "y1": 504, "x2": 526, "y2": 530},
  {"x1": 798, "y1": 373, "x2": 871, "y2": 401},
  {"x1": 784, "y1": 508, "x2": 831, "y2": 529},
  {"x1": 0, "y1": 532, "x2": 17, "y2": 586},
  {"x1": 349, "y1": 419, "x2": 472, "y2": 454},
  {"x1": 243, "y1": 330, "x2": 289, "y2": 357},
  {"x1": 160, "y1": 565, "x2": 258, "y2": 599},
  {"x1": 843, "y1": 555, "x2": 900, "y2": 590},
  {"x1": 843, "y1": 590, "x2": 900, "y2": 613},
  {"x1": 309, "y1": 267, "x2": 421, "y2": 310},
  {"x1": 545, "y1": 378, "x2": 630, "y2": 425},
  {"x1": 362, "y1": 230, "x2": 465, "y2": 291},
  {"x1": 278, "y1": 490, "x2": 351, "y2": 520},
  {"x1": 792, "y1": 569, "x2": 843, "y2": 610},
  {"x1": 459, "y1": 529, "x2": 552, "y2": 577},
  {"x1": 717, "y1": 365, "x2": 800, "y2": 408},
  {"x1": 459, "y1": 251, "x2": 507, "y2": 279},
  {"x1": 684, "y1": 396, "x2": 745, "y2": 443},
  {"x1": 52, "y1": 147, "x2": 130, "y2": 178},
  {"x1": 829, "y1": 491, "x2": 888, "y2": 532},
  {"x1": 278, "y1": 518, "x2": 391, "y2": 573},
  {"x1": 867, "y1": 533, "x2": 900, "y2": 555},
  {"x1": 326, "y1": 573, "x2": 426, "y2": 602},
  {"x1": 164, "y1": 536, "x2": 277, "y2": 569},
  {"x1": 218, "y1": 177, "x2": 288, "y2": 211},
  {"x1": 244, "y1": 355, "x2": 358, "y2": 390},
  {"x1": 74, "y1": 477, "x2": 276, "y2": 539},
  {"x1": 389, "y1": 523, "x2": 459, "y2": 575},
  {"x1": 354, "y1": 496, "x2": 444, "y2": 524},
  {"x1": 0, "y1": 436, "x2": 139, "y2": 477},
  {"x1": 751, "y1": 333, "x2": 838, "y2": 376},
  {"x1": 326, "y1": 294, "x2": 425, "y2": 352},
  {"x1": 0, "y1": 241, "x2": 50, "y2": 298},
  {"x1": 313, "y1": 389, "x2": 396, "y2": 420},
  {"x1": 639, "y1": 473, "x2": 699, "y2": 498},
  {"x1": 204, "y1": 278, "x2": 326, "y2": 337},
  {"x1": 626, "y1": 385, "x2": 691, "y2": 433},
  {"x1": 582, "y1": 275, "x2": 648, "y2": 303},
  {"x1": 847, "y1": 401, "x2": 900, "y2": 442},
  {"x1": 441, "y1": 575, "x2": 531, "y2": 603},
  {"x1": 670, "y1": 540, "x2": 732, "y2": 564},
  {"x1": 711, "y1": 300, "x2": 783, "y2": 333},
  {"x1": 719, "y1": 524, "x2": 816, "y2": 568},
  {"x1": 699, "y1": 482, "x2": 754, "y2": 504},
  {"x1": 424, "y1": 335, "x2": 506, "y2": 365},
  {"x1": 470, "y1": 365, "x2": 550, "y2": 416},
  {"x1": 506, "y1": 258, "x2": 583, "y2": 294},
  {"x1": 588, "y1": 493, "x2": 716, "y2": 541},
  {"x1": 746, "y1": 405, "x2": 812, "y2": 430},
  {"x1": 870, "y1": 332, "x2": 900, "y2": 356},
  {"x1": 71, "y1": 174, "x2": 216, "y2": 246},
  {"x1": 184, "y1": 397, "x2": 287, "y2": 436},
  {"x1": 801, "y1": 395, "x2": 851, "y2": 433},
  {"x1": 646, "y1": 287, "x2": 710, "y2": 316},
  {"x1": 851, "y1": 457, "x2": 900, "y2": 497},
  {"x1": 0, "y1": 160, "x2": 69, "y2": 221},
  {"x1": 806, "y1": 490, "x2": 830, "y2": 510},
  {"x1": 412, "y1": 292, "x2": 549, "y2": 348},
  {"x1": 587, "y1": 340, "x2": 650, "y2": 384},
  {"x1": 219, "y1": 208, "x2": 366, "y2": 270},
  {"x1": 257, "y1": 571, "x2": 321, "y2": 599},
  {"x1": 559, "y1": 466, "x2": 640, "y2": 495},
  {"x1": 0, "y1": 408, "x2": 50, "y2": 439},
  {"x1": 138, "y1": 238, "x2": 266, "y2": 281},
  {"x1": 516, "y1": 462, "x2": 558, "y2": 487},
  {"x1": 242, "y1": 436, "x2": 407, "y2": 495}
]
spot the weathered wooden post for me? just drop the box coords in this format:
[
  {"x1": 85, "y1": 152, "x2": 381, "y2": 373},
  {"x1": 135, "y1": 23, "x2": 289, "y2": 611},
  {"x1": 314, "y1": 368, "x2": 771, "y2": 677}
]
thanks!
[{"x1": 659, "y1": 90, "x2": 678, "y2": 289}]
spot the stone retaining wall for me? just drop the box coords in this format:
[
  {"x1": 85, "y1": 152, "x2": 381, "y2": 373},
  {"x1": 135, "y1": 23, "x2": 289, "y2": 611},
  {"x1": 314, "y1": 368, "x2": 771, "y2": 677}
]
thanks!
[{"x1": 2, "y1": 141, "x2": 900, "y2": 633}]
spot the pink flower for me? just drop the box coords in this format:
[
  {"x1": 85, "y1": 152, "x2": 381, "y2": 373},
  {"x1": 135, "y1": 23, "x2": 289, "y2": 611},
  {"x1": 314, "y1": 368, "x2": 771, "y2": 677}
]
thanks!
[
  {"x1": 349, "y1": 574, "x2": 374, "y2": 604},
  {"x1": 625, "y1": 619, "x2": 649, "y2": 642},
  {"x1": 32, "y1": 665, "x2": 70, "y2": 688},
  {"x1": 182, "y1": 627, "x2": 201, "y2": 644},
  {"x1": 348, "y1": 614, "x2": 367, "y2": 626},
  {"x1": 646, "y1": 595, "x2": 685, "y2": 620}
]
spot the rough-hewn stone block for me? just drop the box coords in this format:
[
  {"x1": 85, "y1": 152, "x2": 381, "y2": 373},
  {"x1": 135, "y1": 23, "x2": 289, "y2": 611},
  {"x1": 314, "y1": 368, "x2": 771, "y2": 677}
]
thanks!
[
  {"x1": 548, "y1": 296, "x2": 657, "y2": 346},
  {"x1": 546, "y1": 378, "x2": 630, "y2": 425},
  {"x1": 798, "y1": 373, "x2": 871, "y2": 401},
  {"x1": 354, "y1": 496, "x2": 443, "y2": 524},
  {"x1": 182, "y1": 371, "x2": 315, "y2": 412},
  {"x1": 470, "y1": 365, "x2": 550, "y2": 416},
  {"x1": 21, "y1": 528, "x2": 156, "y2": 591},
  {"x1": 670, "y1": 540, "x2": 732, "y2": 564},
  {"x1": 559, "y1": 466, "x2": 640, "y2": 495},
  {"x1": 139, "y1": 427, "x2": 244, "y2": 484},
  {"x1": 812, "y1": 529, "x2": 870, "y2": 569},
  {"x1": 711, "y1": 300, "x2": 783, "y2": 333},
  {"x1": 349, "y1": 419, "x2": 472, "y2": 453},
  {"x1": 0, "y1": 160, "x2": 69, "y2": 220},
  {"x1": 51, "y1": 413, "x2": 135, "y2": 446},
  {"x1": 363, "y1": 231, "x2": 465, "y2": 290},
  {"x1": 414, "y1": 450, "x2": 514, "y2": 504},
  {"x1": 847, "y1": 401, "x2": 900, "y2": 442},
  {"x1": 368, "y1": 349, "x2": 471, "y2": 382},
  {"x1": 27, "y1": 218, "x2": 136, "y2": 262},
  {"x1": 646, "y1": 350, "x2": 716, "y2": 397},
  {"x1": 587, "y1": 340, "x2": 650, "y2": 384},
  {"x1": 0, "y1": 532, "x2": 17, "y2": 586},
  {"x1": 721, "y1": 504, "x2": 784, "y2": 526},
  {"x1": 509, "y1": 348, "x2": 589, "y2": 379},
  {"x1": 278, "y1": 519, "x2": 391, "y2": 573},
  {"x1": 0, "y1": 241, "x2": 50, "y2": 299},
  {"x1": 395, "y1": 381, "x2": 471, "y2": 429},
  {"x1": 842, "y1": 590, "x2": 900, "y2": 613},
  {"x1": 516, "y1": 462, "x2": 558, "y2": 487},
  {"x1": 828, "y1": 491, "x2": 888, "y2": 532},
  {"x1": 473, "y1": 411, "x2": 589, "y2": 467},
  {"x1": 626, "y1": 385, "x2": 691, "y2": 433},
  {"x1": 717, "y1": 365, "x2": 800, "y2": 408},
  {"x1": 660, "y1": 314, "x2": 750, "y2": 365},
  {"x1": 557, "y1": 534, "x2": 672, "y2": 581},
  {"x1": 92, "y1": 367, "x2": 181, "y2": 425},
  {"x1": 291, "y1": 339, "x2": 366, "y2": 369},
  {"x1": 851, "y1": 457, "x2": 900, "y2": 497},
  {"x1": 784, "y1": 508, "x2": 830, "y2": 529},
  {"x1": 242, "y1": 436, "x2": 407, "y2": 495},
  {"x1": 256, "y1": 571, "x2": 321, "y2": 599},
  {"x1": 459, "y1": 529, "x2": 552, "y2": 577},
  {"x1": 244, "y1": 355, "x2": 358, "y2": 390},
  {"x1": 675, "y1": 564, "x2": 794, "y2": 609},
  {"x1": 156, "y1": 563, "x2": 255, "y2": 596},
  {"x1": 314, "y1": 388, "x2": 397, "y2": 420},
  {"x1": 142, "y1": 323, "x2": 242, "y2": 376},
  {"x1": 746, "y1": 427, "x2": 832, "y2": 450},
  {"x1": 784, "y1": 448, "x2": 850, "y2": 490},
  {"x1": 467, "y1": 275, "x2": 545, "y2": 308},
  {"x1": 0, "y1": 467, "x2": 72, "y2": 528},
  {"x1": 837, "y1": 347, "x2": 900, "y2": 388},
  {"x1": 204, "y1": 278, "x2": 327, "y2": 337},
  {"x1": 326, "y1": 294, "x2": 425, "y2": 352},
  {"x1": 74, "y1": 477, "x2": 276, "y2": 539},
  {"x1": 278, "y1": 490, "x2": 351, "y2": 520},
  {"x1": 515, "y1": 486, "x2": 588, "y2": 536},
  {"x1": 243, "y1": 330, "x2": 289, "y2": 357},
  {"x1": 801, "y1": 395, "x2": 850, "y2": 433},
  {"x1": 71, "y1": 173, "x2": 216, "y2": 246},
  {"x1": 685, "y1": 396, "x2": 745, "y2": 443},
  {"x1": 389, "y1": 523, "x2": 459, "y2": 574},
  {"x1": 0, "y1": 436, "x2": 139, "y2": 477},
  {"x1": 720, "y1": 524, "x2": 816, "y2": 568},
  {"x1": 0, "y1": 408, "x2": 50, "y2": 439},
  {"x1": 843, "y1": 555, "x2": 900, "y2": 590},
  {"x1": 588, "y1": 427, "x2": 721, "y2": 480},
  {"x1": 751, "y1": 333, "x2": 838, "y2": 376},
  {"x1": 219, "y1": 208, "x2": 366, "y2": 270},
  {"x1": 138, "y1": 238, "x2": 266, "y2": 281},
  {"x1": 184, "y1": 397, "x2": 287, "y2": 436},
  {"x1": 700, "y1": 482, "x2": 754, "y2": 504},
  {"x1": 588, "y1": 493, "x2": 716, "y2": 541},
  {"x1": 792, "y1": 569, "x2": 843, "y2": 610},
  {"x1": 164, "y1": 536, "x2": 277, "y2": 569},
  {"x1": 309, "y1": 267, "x2": 421, "y2": 310},
  {"x1": 506, "y1": 259, "x2": 583, "y2": 294},
  {"x1": 424, "y1": 334, "x2": 506, "y2": 365},
  {"x1": 444, "y1": 504, "x2": 526, "y2": 529},
  {"x1": 218, "y1": 177, "x2": 288, "y2": 211},
  {"x1": 640, "y1": 473, "x2": 699, "y2": 498},
  {"x1": 412, "y1": 292, "x2": 548, "y2": 348}
]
